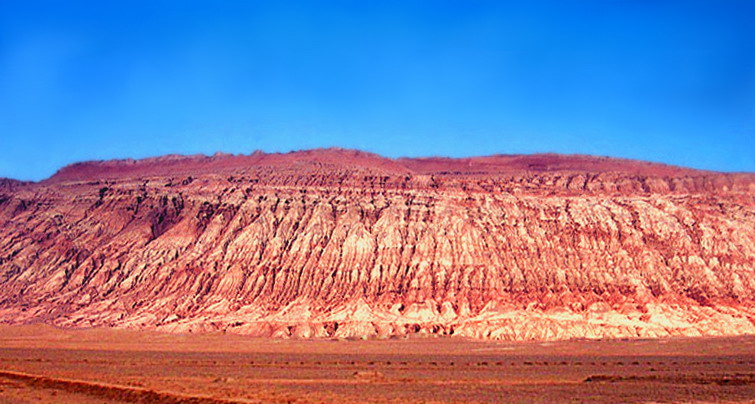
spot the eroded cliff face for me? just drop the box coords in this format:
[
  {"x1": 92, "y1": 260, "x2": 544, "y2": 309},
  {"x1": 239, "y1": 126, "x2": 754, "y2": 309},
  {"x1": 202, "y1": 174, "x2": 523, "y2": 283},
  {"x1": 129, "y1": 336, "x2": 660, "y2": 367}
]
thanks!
[{"x1": 0, "y1": 149, "x2": 753, "y2": 340}]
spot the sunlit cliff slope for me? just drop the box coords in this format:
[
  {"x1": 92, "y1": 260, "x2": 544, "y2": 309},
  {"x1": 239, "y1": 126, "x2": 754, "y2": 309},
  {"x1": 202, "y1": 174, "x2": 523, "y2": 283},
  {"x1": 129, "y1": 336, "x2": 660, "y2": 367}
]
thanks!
[{"x1": 0, "y1": 148, "x2": 753, "y2": 340}]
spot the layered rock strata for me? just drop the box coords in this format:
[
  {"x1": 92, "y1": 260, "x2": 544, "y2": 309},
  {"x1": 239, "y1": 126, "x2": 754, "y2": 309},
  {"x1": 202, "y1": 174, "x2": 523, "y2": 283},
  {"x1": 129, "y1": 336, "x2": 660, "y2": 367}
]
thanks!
[{"x1": 0, "y1": 149, "x2": 753, "y2": 340}]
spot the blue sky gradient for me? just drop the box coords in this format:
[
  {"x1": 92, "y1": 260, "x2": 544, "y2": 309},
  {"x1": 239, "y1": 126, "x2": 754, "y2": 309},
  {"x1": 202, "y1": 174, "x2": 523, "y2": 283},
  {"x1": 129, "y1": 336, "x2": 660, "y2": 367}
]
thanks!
[{"x1": 1, "y1": 1, "x2": 753, "y2": 180}]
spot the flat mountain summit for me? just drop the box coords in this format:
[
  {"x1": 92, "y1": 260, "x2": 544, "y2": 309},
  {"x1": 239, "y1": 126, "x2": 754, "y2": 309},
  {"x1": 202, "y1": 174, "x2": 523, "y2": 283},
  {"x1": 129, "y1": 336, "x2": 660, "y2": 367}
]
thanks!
[
  {"x1": 1, "y1": 148, "x2": 753, "y2": 340},
  {"x1": 46, "y1": 148, "x2": 732, "y2": 181}
]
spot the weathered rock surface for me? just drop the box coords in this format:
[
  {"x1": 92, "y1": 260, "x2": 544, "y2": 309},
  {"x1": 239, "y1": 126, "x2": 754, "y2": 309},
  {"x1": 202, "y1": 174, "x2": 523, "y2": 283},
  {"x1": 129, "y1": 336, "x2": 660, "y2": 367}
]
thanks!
[{"x1": 0, "y1": 148, "x2": 753, "y2": 340}]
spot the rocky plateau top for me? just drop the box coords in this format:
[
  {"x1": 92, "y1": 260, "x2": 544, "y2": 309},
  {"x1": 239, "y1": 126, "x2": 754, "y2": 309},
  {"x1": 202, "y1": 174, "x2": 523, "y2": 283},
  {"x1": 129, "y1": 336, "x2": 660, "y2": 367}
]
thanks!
[{"x1": 0, "y1": 148, "x2": 753, "y2": 340}]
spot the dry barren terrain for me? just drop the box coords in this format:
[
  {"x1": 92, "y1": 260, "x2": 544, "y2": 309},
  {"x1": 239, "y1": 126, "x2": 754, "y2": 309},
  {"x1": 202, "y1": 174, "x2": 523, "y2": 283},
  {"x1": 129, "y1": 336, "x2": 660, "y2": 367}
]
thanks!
[
  {"x1": 1, "y1": 149, "x2": 754, "y2": 341},
  {"x1": 0, "y1": 325, "x2": 752, "y2": 403}
]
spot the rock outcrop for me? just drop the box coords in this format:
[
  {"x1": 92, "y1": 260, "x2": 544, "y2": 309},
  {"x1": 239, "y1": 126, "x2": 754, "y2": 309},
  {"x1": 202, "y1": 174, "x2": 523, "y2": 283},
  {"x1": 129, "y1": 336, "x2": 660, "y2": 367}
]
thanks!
[{"x1": 0, "y1": 148, "x2": 753, "y2": 340}]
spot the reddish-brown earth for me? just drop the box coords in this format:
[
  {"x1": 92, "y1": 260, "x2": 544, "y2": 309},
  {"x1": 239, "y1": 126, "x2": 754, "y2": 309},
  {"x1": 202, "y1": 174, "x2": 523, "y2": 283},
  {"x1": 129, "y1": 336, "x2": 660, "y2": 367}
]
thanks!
[
  {"x1": 0, "y1": 148, "x2": 753, "y2": 340},
  {"x1": 0, "y1": 325, "x2": 753, "y2": 404}
]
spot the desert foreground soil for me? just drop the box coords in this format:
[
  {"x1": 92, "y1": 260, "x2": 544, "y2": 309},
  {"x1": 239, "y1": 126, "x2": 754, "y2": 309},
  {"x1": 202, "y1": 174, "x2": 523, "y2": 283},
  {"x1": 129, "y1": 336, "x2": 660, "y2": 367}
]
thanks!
[{"x1": 0, "y1": 325, "x2": 752, "y2": 404}]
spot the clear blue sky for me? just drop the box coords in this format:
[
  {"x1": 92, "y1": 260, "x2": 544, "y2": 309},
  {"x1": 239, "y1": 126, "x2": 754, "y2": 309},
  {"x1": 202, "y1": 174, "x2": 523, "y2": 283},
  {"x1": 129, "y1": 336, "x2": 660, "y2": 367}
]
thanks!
[{"x1": 1, "y1": 1, "x2": 753, "y2": 180}]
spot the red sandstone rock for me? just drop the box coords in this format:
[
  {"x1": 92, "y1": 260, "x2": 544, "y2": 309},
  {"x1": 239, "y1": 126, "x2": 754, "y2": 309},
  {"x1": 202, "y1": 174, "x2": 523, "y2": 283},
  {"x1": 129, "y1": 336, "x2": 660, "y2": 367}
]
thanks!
[{"x1": 0, "y1": 148, "x2": 753, "y2": 340}]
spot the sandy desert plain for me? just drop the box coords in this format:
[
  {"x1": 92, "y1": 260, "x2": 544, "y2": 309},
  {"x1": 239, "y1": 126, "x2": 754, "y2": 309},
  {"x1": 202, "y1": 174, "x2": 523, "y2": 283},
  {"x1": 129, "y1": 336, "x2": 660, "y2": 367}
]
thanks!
[{"x1": 0, "y1": 325, "x2": 750, "y2": 404}]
